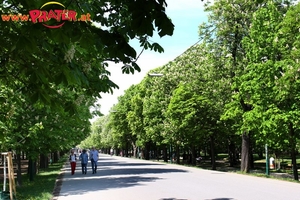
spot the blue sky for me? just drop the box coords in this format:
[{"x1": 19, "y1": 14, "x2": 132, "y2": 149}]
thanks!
[{"x1": 95, "y1": 0, "x2": 209, "y2": 118}]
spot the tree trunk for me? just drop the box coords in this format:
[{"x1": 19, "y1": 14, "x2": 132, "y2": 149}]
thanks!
[
  {"x1": 290, "y1": 147, "x2": 298, "y2": 181},
  {"x1": 289, "y1": 123, "x2": 299, "y2": 181},
  {"x1": 163, "y1": 146, "x2": 168, "y2": 162},
  {"x1": 210, "y1": 135, "x2": 216, "y2": 170},
  {"x1": 125, "y1": 142, "x2": 129, "y2": 157},
  {"x1": 156, "y1": 147, "x2": 159, "y2": 161},
  {"x1": 130, "y1": 141, "x2": 137, "y2": 158},
  {"x1": 241, "y1": 132, "x2": 250, "y2": 173},
  {"x1": 191, "y1": 145, "x2": 196, "y2": 165},
  {"x1": 246, "y1": 132, "x2": 254, "y2": 169},
  {"x1": 53, "y1": 151, "x2": 59, "y2": 163},
  {"x1": 39, "y1": 154, "x2": 48, "y2": 169},
  {"x1": 176, "y1": 146, "x2": 180, "y2": 164},
  {"x1": 134, "y1": 147, "x2": 137, "y2": 158},
  {"x1": 228, "y1": 140, "x2": 236, "y2": 167},
  {"x1": 28, "y1": 159, "x2": 34, "y2": 181},
  {"x1": 145, "y1": 142, "x2": 150, "y2": 160}
]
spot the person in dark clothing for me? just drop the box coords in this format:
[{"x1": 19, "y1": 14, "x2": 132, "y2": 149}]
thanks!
[{"x1": 79, "y1": 149, "x2": 88, "y2": 174}]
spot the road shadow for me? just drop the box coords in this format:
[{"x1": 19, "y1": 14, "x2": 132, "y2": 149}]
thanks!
[
  {"x1": 101, "y1": 167, "x2": 187, "y2": 176},
  {"x1": 159, "y1": 199, "x2": 234, "y2": 200},
  {"x1": 99, "y1": 161, "x2": 164, "y2": 167},
  {"x1": 60, "y1": 176, "x2": 159, "y2": 196},
  {"x1": 159, "y1": 198, "x2": 188, "y2": 200},
  {"x1": 58, "y1": 175, "x2": 160, "y2": 197},
  {"x1": 57, "y1": 159, "x2": 188, "y2": 197},
  {"x1": 204, "y1": 198, "x2": 235, "y2": 200},
  {"x1": 63, "y1": 165, "x2": 187, "y2": 177}
]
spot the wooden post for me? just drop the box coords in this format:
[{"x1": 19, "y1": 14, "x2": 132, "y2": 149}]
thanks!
[
  {"x1": 7, "y1": 152, "x2": 16, "y2": 200},
  {"x1": 2, "y1": 152, "x2": 7, "y2": 192}
]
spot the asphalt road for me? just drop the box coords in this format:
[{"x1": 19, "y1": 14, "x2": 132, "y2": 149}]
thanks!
[{"x1": 54, "y1": 154, "x2": 300, "y2": 200}]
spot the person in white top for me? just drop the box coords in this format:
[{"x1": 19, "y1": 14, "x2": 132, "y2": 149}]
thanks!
[
  {"x1": 69, "y1": 150, "x2": 77, "y2": 175},
  {"x1": 90, "y1": 147, "x2": 99, "y2": 174}
]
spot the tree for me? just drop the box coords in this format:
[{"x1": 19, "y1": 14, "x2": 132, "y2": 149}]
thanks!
[
  {"x1": 200, "y1": 0, "x2": 268, "y2": 173},
  {"x1": 240, "y1": 1, "x2": 299, "y2": 180}
]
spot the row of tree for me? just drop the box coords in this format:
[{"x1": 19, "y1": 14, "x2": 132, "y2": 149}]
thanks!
[
  {"x1": 88, "y1": 0, "x2": 300, "y2": 181},
  {"x1": 0, "y1": 0, "x2": 174, "y2": 185}
]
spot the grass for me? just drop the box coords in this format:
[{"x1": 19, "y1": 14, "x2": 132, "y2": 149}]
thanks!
[
  {"x1": 167, "y1": 153, "x2": 300, "y2": 182},
  {"x1": 14, "y1": 157, "x2": 66, "y2": 200}
]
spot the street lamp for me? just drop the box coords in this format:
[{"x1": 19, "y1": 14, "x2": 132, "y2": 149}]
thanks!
[{"x1": 148, "y1": 73, "x2": 164, "y2": 77}]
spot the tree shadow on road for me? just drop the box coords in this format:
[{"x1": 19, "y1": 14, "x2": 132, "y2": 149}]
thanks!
[
  {"x1": 58, "y1": 175, "x2": 161, "y2": 197},
  {"x1": 62, "y1": 167, "x2": 187, "y2": 177},
  {"x1": 100, "y1": 167, "x2": 187, "y2": 176},
  {"x1": 159, "y1": 198, "x2": 234, "y2": 200},
  {"x1": 57, "y1": 159, "x2": 188, "y2": 197},
  {"x1": 159, "y1": 198, "x2": 188, "y2": 200},
  {"x1": 99, "y1": 161, "x2": 164, "y2": 167},
  {"x1": 204, "y1": 198, "x2": 235, "y2": 200}
]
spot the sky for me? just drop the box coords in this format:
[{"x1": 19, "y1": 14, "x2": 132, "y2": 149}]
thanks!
[{"x1": 94, "y1": 0, "x2": 209, "y2": 119}]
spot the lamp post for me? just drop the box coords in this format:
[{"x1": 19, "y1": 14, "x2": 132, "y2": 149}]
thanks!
[
  {"x1": 148, "y1": 73, "x2": 164, "y2": 77},
  {"x1": 265, "y1": 144, "x2": 269, "y2": 175}
]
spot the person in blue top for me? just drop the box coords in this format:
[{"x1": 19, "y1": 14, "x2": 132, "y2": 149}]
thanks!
[
  {"x1": 79, "y1": 149, "x2": 88, "y2": 174},
  {"x1": 89, "y1": 147, "x2": 99, "y2": 174}
]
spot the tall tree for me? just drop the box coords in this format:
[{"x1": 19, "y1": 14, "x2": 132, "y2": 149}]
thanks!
[
  {"x1": 200, "y1": 0, "x2": 266, "y2": 173},
  {"x1": 240, "y1": 1, "x2": 298, "y2": 180}
]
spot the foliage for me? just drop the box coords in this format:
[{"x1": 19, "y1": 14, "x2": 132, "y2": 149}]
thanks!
[
  {"x1": 239, "y1": 1, "x2": 300, "y2": 179},
  {"x1": 0, "y1": 0, "x2": 174, "y2": 105},
  {"x1": 238, "y1": 1, "x2": 287, "y2": 145}
]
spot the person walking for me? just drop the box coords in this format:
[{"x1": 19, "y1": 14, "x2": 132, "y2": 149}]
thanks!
[
  {"x1": 79, "y1": 149, "x2": 88, "y2": 174},
  {"x1": 90, "y1": 147, "x2": 99, "y2": 174},
  {"x1": 69, "y1": 150, "x2": 77, "y2": 175}
]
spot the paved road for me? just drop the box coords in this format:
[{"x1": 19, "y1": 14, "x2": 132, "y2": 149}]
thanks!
[{"x1": 54, "y1": 154, "x2": 300, "y2": 200}]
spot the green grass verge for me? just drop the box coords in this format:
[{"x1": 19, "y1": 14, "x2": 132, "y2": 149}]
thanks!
[{"x1": 15, "y1": 157, "x2": 66, "y2": 200}]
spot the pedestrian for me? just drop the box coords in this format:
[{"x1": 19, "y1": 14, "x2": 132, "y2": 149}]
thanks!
[
  {"x1": 69, "y1": 150, "x2": 77, "y2": 175},
  {"x1": 79, "y1": 149, "x2": 88, "y2": 174},
  {"x1": 110, "y1": 148, "x2": 113, "y2": 156},
  {"x1": 90, "y1": 147, "x2": 99, "y2": 174}
]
